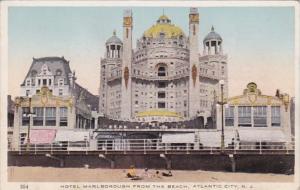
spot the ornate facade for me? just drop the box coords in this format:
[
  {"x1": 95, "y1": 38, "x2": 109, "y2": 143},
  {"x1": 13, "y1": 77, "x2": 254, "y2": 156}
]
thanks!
[
  {"x1": 99, "y1": 8, "x2": 228, "y2": 123},
  {"x1": 11, "y1": 57, "x2": 99, "y2": 150},
  {"x1": 214, "y1": 82, "x2": 293, "y2": 146}
]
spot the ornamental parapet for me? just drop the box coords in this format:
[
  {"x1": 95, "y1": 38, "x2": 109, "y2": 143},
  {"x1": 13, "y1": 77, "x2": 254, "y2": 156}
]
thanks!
[
  {"x1": 199, "y1": 54, "x2": 227, "y2": 62},
  {"x1": 107, "y1": 73, "x2": 190, "y2": 82},
  {"x1": 132, "y1": 73, "x2": 189, "y2": 81},
  {"x1": 199, "y1": 72, "x2": 220, "y2": 81}
]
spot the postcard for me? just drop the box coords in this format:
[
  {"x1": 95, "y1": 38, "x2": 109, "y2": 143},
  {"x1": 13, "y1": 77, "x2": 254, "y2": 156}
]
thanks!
[{"x1": 0, "y1": 1, "x2": 299, "y2": 190}]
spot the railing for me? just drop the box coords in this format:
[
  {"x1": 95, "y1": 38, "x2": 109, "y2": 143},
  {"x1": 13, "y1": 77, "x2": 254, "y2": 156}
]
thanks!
[{"x1": 15, "y1": 138, "x2": 295, "y2": 155}]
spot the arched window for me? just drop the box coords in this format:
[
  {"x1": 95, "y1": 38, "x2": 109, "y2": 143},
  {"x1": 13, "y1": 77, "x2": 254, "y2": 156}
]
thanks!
[
  {"x1": 31, "y1": 70, "x2": 37, "y2": 77},
  {"x1": 56, "y1": 69, "x2": 62, "y2": 76},
  {"x1": 158, "y1": 66, "x2": 166, "y2": 76}
]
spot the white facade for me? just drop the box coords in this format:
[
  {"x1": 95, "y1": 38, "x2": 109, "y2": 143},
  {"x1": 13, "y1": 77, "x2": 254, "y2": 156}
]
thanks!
[{"x1": 99, "y1": 8, "x2": 228, "y2": 124}]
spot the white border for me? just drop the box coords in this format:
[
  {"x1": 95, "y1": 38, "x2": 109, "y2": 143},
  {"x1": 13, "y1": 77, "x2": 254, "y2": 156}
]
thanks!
[{"x1": 0, "y1": 1, "x2": 299, "y2": 190}]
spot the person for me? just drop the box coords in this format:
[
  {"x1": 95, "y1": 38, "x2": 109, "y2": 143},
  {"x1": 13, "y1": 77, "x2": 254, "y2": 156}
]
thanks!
[
  {"x1": 126, "y1": 165, "x2": 136, "y2": 178},
  {"x1": 162, "y1": 170, "x2": 173, "y2": 177},
  {"x1": 154, "y1": 170, "x2": 161, "y2": 179},
  {"x1": 141, "y1": 168, "x2": 150, "y2": 178}
]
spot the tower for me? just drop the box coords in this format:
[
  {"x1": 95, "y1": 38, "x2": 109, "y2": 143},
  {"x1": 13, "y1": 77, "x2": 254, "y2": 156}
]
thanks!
[
  {"x1": 120, "y1": 9, "x2": 133, "y2": 120},
  {"x1": 188, "y1": 7, "x2": 200, "y2": 118},
  {"x1": 203, "y1": 26, "x2": 228, "y2": 98},
  {"x1": 99, "y1": 31, "x2": 123, "y2": 116}
]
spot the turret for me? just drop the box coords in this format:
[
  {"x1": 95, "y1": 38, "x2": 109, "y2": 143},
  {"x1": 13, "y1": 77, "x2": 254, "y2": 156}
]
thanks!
[
  {"x1": 203, "y1": 26, "x2": 223, "y2": 55},
  {"x1": 105, "y1": 30, "x2": 123, "y2": 59}
]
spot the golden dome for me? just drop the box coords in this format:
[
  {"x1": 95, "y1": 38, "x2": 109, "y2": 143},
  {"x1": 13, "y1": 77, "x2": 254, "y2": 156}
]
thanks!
[
  {"x1": 143, "y1": 15, "x2": 185, "y2": 38},
  {"x1": 136, "y1": 109, "x2": 183, "y2": 118}
]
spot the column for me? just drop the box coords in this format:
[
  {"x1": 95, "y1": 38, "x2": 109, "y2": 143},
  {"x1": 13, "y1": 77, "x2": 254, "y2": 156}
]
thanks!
[
  {"x1": 56, "y1": 106, "x2": 60, "y2": 127},
  {"x1": 12, "y1": 106, "x2": 22, "y2": 150},
  {"x1": 94, "y1": 117, "x2": 98, "y2": 129},
  {"x1": 215, "y1": 41, "x2": 217, "y2": 54},
  {"x1": 43, "y1": 107, "x2": 46, "y2": 126},
  {"x1": 267, "y1": 105, "x2": 271, "y2": 127},
  {"x1": 234, "y1": 106, "x2": 238, "y2": 128}
]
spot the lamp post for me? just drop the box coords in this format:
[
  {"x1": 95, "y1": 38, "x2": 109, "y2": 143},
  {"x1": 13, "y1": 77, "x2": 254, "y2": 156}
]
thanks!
[{"x1": 218, "y1": 80, "x2": 225, "y2": 152}]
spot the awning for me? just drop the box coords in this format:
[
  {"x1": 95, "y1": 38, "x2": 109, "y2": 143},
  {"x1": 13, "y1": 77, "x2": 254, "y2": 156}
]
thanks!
[
  {"x1": 162, "y1": 133, "x2": 195, "y2": 143},
  {"x1": 54, "y1": 130, "x2": 90, "y2": 142},
  {"x1": 238, "y1": 129, "x2": 286, "y2": 142},
  {"x1": 199, "y1": 131, "x2": 235, "y2": 147},
  {"x1": 30, "y1": 129, "x2": 56, "y2": 144}
]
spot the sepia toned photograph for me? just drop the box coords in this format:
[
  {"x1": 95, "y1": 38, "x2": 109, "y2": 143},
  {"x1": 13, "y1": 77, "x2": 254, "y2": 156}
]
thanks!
[{"x1": 0, "y1": 1, "x2": 299, "y2": 190}]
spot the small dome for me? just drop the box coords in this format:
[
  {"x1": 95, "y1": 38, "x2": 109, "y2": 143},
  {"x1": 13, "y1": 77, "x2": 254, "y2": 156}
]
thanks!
[
  {"x1": 158, "y1": 15, "x2": 170, "y2": 22},
  {"x1": 144, "y1": 15, "x2": 184, "y2": 38},
  {"x1": 106, "y1": 30, "x2": 122, "y2": 44},
  {"x1": 203, "y1": 26, "x2": 222, "y2": 42}
]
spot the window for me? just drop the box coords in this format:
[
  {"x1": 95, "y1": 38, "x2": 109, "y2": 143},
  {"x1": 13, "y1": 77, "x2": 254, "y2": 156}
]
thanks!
[
  {"x1": 45, "y1": 107, "x2": 56, "y2": 126},
  {"x1": 59, "y1": 79, "x2": 64, "y2": 86},
  {"x1": 31, "y1": 78, "x2": 35, "y2": 86},
  {"x1": 225, "y1": 106, "x2": 234, "y2": 126},
  {"x1": 56, "y1": 69, "x2": 62, "y2": 76},
  {"x1": 271, "y1": 106, "x2": 281, "y2": 127},
  {"x1": 59, "y1": 107, "x2": 68, "y2": 127},
  {"x1": 253, "y1": 106, "x2": 267, "y2": 127},
  {"x1": 38, "y1": 79, "x2": 41, "y2": 86},
  {"x1": 49, "y1": 79, "x2": 52, "y2": 86},
  {"x1": 158, "y1": 92, "x2": 166, "y2": 98},
  {"x1": 31, "y1": 70, "x2": 37, "y2": 77},
  {"x1": 22, "y1": 107, "x2": 30, "y2": 126},
  {"x1": 158, "y1": 82, "x2": 166, "y2": 88},
  {"x1": 184, "y1": 100, "x2": 187, "y2": 107},
  {"x1": 238, "y1": 106, "x2": 251, "y2": 127},
  {"x1": 33, "y1": 107, "x2": 44, "y2": 126},
  {"x1": 26, "y1": 90, "x2": 30, "y2": 96},
  {"x1": 43, "y1": 79, "x2": 47, "y2": 85},
  {"x1": 59, "y1": 89, "x2": 63, "y2": 96},
  {"x1": 158, "y1": 102, "x2": 166, "y2": 108},
  {"x1": 20, "y1": 133, "x2": 27, "y2": 145},
  {"x1": 158, "y1": 66, "x2": 166, "y2": 76},
  {"x1": 26, "y1": 79, "x2": 30, "y2": 86}
]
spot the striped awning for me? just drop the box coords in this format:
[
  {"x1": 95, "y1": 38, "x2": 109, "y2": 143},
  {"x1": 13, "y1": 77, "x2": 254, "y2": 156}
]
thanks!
[{"x1": 30, "y1": 129, "x2": 56, "y2": 144}]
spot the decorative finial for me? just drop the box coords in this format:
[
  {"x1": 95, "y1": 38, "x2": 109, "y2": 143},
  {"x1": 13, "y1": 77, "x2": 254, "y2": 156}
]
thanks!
[
  {"x1": 113, "y1": 30, "x2": 116, "y2": 36},
  {"x1": 211, "y1": 25, "x2": 214, "y2": 32}
]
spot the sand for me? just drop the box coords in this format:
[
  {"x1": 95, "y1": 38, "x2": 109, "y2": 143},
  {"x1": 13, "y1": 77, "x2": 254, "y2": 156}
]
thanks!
[{"x1": 7, "y1": 167, "x2": 294, "y2": 182}]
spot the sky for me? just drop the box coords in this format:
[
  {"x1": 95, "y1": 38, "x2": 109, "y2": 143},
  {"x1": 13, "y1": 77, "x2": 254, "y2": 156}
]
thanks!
[{"x1": 8, "y1": 6, "x2": 295, "y2": 98}]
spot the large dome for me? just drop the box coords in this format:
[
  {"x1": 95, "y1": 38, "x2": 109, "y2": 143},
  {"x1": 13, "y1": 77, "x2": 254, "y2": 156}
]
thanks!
[
  {"x1": 203, "y1": 26, "x2": 222, "y2": 42},
  {"x1": 143, "y1": 15, "x2": 185, "y2": 38}
]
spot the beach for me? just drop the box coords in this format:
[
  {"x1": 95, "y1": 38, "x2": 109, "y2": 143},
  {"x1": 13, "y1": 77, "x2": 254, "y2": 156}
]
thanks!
[{"x1": 8, "y1": 167, "x2": 293, "y2": 182}]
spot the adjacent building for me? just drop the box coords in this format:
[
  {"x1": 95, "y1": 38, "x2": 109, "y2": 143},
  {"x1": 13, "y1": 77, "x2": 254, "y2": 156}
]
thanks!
[
  {"x1": 213, "y1": 82, "x2": 293, "y2": 147},
  {"x1": 11, "y1": 56, "x2": 98, "y2": 150}
]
